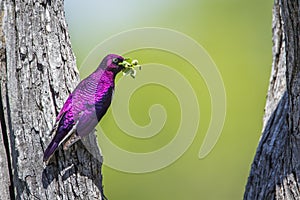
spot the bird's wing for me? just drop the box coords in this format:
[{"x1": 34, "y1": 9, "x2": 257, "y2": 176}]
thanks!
[
  {"x1": 48, "y1": 94, "x2": 73, "y2": 137},
  {"x1": 56, "y1": 94, "x2": 73, "y2": 122},
  {"x1": 75, "y1": 85, "x2": 114, "y2": 137}
]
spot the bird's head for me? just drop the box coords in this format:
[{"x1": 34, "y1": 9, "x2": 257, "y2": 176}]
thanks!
[
  {"x1": 102, "y1": 54, "x2": 141, "y2": 78},
  {"x1": 104, "y1": 54, "x2": 126, "y2": 75}
]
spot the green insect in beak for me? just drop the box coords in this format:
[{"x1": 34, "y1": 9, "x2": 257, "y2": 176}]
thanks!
[{"x1": 119, "y1": 58, "x2": 142, "y2": 78}]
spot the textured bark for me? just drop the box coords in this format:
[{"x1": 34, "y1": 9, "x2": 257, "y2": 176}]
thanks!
[
  {"x1": 0, "y1": 2, "x2": 11, "y2": 198},
  {"x1": 0, "y1": 0, "x2": 105, "y2": 199},
  {"x1": 244, "y1": 0, "x2": 300, "y2": 199},
  {"x1": 0, "y1": 112, "x2": 11, "y2": 200}
]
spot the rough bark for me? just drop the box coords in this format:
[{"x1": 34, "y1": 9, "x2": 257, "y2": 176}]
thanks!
[
  {"x1": 0, "y1": 0, "x2": 105, "y2": 199},
  {"x1": 0, "y1": 2, "x2": 11, "y2": 198},
  {"x1": 244, "y1": 0, "x2": 300, "y2": 199}
]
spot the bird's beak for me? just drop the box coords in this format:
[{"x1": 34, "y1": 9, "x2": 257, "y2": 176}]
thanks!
[{"x1": 118, "y1": 59, "x2": 131, "y2": 68}]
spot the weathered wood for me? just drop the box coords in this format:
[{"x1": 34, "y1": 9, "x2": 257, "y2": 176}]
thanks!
[
  {"x1": 244, "y1": 0, "x2": 300, "y2": 199},
  {"x1": 262, "y1": 0, "x2": 286, "y2": 131},
  {"x1": 0, "y1": 0, "x2": 105, "y2": 199},
  {"x1": 0, "y1": 1, "x2": 13, "y2": 199},
  {"x1": 0, "y1": 108, "x2": 11, "y2": 200}
]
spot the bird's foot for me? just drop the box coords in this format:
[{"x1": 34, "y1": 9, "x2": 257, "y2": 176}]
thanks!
[{"x1": 63, "y1": 133, "x2": 81, "y2": 150}]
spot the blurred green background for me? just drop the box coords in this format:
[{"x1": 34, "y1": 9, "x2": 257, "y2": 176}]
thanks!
[{"x1": 65, "y1": 0, "x2": 273, "y2": 199}]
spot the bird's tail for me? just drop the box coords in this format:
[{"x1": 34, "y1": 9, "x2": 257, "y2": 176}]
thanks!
[
  {"x1": 43, "y1": 119, "x2": 78, "y2": 162},
  {"x1": 43, "y1": 140, "x2": 59, "y2": 162}
]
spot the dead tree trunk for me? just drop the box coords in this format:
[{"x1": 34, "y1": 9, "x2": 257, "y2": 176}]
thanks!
[
  {"x1": 0, "y1": 0, "x2": 105, "y2": 199},
  {"x1": 244, "y1": 0, "x2": 300, "y2": 199}
]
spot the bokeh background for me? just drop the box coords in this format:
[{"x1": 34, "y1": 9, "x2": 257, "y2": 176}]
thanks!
[{"x1": 65, "y1": 0, "x2": 273, "y2": 199}]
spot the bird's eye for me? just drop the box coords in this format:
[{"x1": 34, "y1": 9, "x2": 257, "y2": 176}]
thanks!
[{"x1": 112, "y1": 58, "x2": 119, "y2": 64}]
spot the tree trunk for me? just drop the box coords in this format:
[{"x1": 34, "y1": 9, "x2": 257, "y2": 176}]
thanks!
[
  {"x1": 244, "y1": 0, "x2": 300, "y2": 199},
  {"x1": 0, "y1": 0, "x2": 105, "y2": 199}
]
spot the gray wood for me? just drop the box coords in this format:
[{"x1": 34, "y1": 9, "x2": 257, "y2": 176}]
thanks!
[
  {"x1": 0, "y1": 0, "x2": 105, "y2": 199},
  {"x1": 244, "y1": 0, "x2": 300, "y2": 199},
  {"x1": 0, "y1": 113, "x2": 11, "y2": 200},
  {"x1": 0, "y1": 2, "x2": 12, "y2": 199}
]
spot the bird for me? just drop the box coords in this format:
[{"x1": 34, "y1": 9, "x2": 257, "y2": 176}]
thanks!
[{"x1": 43, "y1": 54, "x2": 139, "y2": 162}]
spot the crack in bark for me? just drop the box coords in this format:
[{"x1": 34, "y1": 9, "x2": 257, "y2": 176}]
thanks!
[
  {"x1": 0, "y1": 5, "x2": 15, "y2": 197},
  {"x1": 0, "y1": 86, "x2": 15, "y2": 200}
]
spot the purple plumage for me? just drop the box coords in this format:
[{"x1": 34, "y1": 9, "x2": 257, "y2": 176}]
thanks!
[{"x1": 43, "y1": 54, "x2": 125, "y2": 162}]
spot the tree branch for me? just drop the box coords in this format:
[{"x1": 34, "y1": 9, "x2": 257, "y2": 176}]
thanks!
[
  {"x1": 244, "y1": 0, "x2": 300, "y2": 199},
  {"x1": 0, "y1": 0, "x2": 106, "y2": 199}
]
